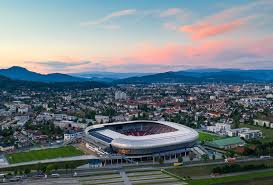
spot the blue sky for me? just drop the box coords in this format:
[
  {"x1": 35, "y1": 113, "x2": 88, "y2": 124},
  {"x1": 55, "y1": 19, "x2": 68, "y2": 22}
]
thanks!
[{"x1": 0, "y1": 0, "x2": 272, "y2": 73}]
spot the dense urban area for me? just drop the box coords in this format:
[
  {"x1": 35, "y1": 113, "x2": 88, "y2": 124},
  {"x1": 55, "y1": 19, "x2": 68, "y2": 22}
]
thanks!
[{"x1": 0, "y1": 83, "x2": 273, "y2": 184}]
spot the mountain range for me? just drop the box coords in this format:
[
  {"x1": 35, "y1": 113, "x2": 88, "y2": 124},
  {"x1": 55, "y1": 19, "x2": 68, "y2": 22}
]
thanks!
[
  {"x1": 69, "y1": 71, "x2": 153, "y2": 82},
  {"x1": 0, "y1": 74, "x2": 107, "y2": 91},
  {"x1": 0, "y1": 66, "x2": 86, "y2": 83},
  {"x1": 114, "y1": 69, "x2": 273, "y2": 84},
  {"x1": 0, "y1": 66, "x2": 272, "y2": 86}
]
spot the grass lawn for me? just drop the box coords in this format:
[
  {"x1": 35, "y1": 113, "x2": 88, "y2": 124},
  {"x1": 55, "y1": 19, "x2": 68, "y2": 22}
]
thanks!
[
  {"x1": 239, "y1": 123, "x2": 273, "y2": 143},
  {"x1": 187, "y1": 170, "x2": 273, "y2": 185},
  {"x1": 198, "y1": 131, "x2": 223, "y2": 142},
  {"x1": 6, "y1": 146, "x2": 84, "y2": 164}
]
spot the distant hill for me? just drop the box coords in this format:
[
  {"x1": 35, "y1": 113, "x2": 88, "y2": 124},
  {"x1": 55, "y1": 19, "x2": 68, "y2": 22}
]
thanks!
[
  {"x1": 0, "y1": 66, "x2": 87, "y2": 83},
  {"x1": 0, "y1": 74, "x2": 107, "y2": 91},
  {"x1": 115, "y1": 69, "x2": 273, "y2": 84},
  {"x1": 70, "y1": 71, "x2": 153, "y2": 81}
]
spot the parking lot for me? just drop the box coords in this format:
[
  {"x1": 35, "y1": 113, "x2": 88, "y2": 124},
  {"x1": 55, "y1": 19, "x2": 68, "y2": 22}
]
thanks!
[
  {"x1": 0, "y1": 168, "x2": 187, "y2": 185},
  {"x1": 126, "y1": 169, "x2": 187, "y2": 185}
]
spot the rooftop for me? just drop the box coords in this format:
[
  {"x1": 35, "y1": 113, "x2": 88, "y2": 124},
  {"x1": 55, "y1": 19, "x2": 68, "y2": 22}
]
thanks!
[{"x1": 208, "y1": 137, "x2": 245, "y2": 147}]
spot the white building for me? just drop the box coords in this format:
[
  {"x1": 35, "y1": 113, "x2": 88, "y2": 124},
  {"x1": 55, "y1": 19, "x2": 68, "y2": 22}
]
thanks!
[
  {"x1": 265, "y1": 86, "x2": 270, "y2": 90},
  {"x1": 95, "y1": 115, "x2": 110, "y2": 123},
  {"x1": 115, "y1": 91, "x2": 127, "y2": 100},
  {"x1": 15, "y1": 116, "x2": 30, "y2": 126},
  {"x1": 210, "y1": 95, "x2": 216, "y2": 100},
  {"x1": 206, "y1": 123, "x2": 231, "y2": 135},
  {"x1": 17, "y1": 105, "x2": 29, "y2": 114},
  {"x1": 64, "y1": 130, "x2": 82, "y2": 141},
  {"x1": 254, "y1": 119, "x2": 273, "y2": 128},
  {"x1": 54, "y1": 120, "x2": 87, "y2": 129},
  {"x1": 226, "y1": 128, "x2": 250, "y2": 137},
  {"x1": 239, "y1": 130, "x2": 262, "y2": 140}
]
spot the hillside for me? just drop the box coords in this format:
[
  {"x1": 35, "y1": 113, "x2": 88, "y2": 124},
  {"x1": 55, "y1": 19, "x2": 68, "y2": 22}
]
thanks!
[
  {"x1": 0, "y1": 75, "x2": 107, "y2": 91},
  {"x1": 115, "y1": 69, "x2": 273, "y2": 84},
  {"x1": 0, "y1": 66, "x2": 87, "y2": 83}
]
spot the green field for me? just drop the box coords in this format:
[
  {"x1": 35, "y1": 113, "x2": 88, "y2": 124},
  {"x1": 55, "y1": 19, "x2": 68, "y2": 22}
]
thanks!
[
  {"x1": 198, "y1": 131, "x2": 223, "y2": 142},
  {"x1": 6, "y1": 146, "x2": 84, "y2": 164},
  {"x1": 166, "y1": 158, "x2": 273, "y2": 177},
  {"x1": 187, "y1": 170, "x2": 273, "y2": 185},
  {"x1": 240, "y1": 123, "x2": 273, "y2": 143}
]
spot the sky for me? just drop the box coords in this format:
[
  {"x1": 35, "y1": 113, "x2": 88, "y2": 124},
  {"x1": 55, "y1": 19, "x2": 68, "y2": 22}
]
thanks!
[{"x1": 0, "y1": 0, "x2": 272, "y2": 74}]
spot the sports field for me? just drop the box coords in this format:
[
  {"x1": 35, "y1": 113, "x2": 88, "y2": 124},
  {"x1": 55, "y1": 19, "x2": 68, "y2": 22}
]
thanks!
[
  {"x1": 198, "y1": 131, "x2": 223, "y2": 142},
  {"x1": 6, "y1": 146, "x2": 84, "y2": 164}
]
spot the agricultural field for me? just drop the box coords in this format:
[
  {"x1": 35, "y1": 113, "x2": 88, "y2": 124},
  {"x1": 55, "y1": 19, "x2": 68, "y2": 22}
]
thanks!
[
  {"x1": 6, "y1": 146, "x2": 84, "y2": 164},
  {"x1": 198, "y1": 131, "x2": 223, "y2": 142}
]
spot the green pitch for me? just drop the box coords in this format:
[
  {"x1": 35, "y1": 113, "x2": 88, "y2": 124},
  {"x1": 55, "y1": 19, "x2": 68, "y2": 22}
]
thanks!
[
  {"x1": 6, "y1": 146, "x2": 84, "y2": 164},
  {"x1": 198, "y1": 131, "x2": 223, "y2": 142}
]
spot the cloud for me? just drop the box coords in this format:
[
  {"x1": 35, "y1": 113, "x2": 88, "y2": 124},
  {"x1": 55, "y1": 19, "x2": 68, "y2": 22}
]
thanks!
[
  {"x1": 28, "y1": 61, "x2": 91, "y2": 70},
  {"x1": 25, "y1": 35, "x2": 273, "y2": 73},
  {"x1": 177, "y1": 1, "x2": 273, "y2": 40},
  {"x1": 180, "y1": 18, "x2": 246, "y2": 40},
  {"x1": 160, "y1": 8, "x2": 183, "y2": 17},
  {"x1": 105, "y1": 36, "x2": 273, "y2": 72},
  {"x1": 80, "y1": 9, "x2": 136, "y2": 27}
]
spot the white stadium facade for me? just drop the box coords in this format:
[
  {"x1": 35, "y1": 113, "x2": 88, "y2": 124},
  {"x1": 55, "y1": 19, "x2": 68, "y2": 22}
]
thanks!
[{"x1": 84, "y1": 120, "x2": 198, "y2": 157}]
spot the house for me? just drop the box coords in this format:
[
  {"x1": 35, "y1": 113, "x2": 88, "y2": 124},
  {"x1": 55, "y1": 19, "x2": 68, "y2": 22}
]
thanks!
[
  {"x1": 95, "y1": 115, "x2": 110, "y2": 123},
  {"x1": 253, "y1": 118, "x2": 273, "y2": 128},
  {"x1": 54, "y1": 120, "x2": 87, "y2": 129},
  {"x1": 206, "y1": 123, "x2": 231, "y2": 135},
  {"x1": 14, "y1": 116, "x2": 30, "y2": 126},
  {"x1": 17, "y1": 104, "x2": 29, "y2": 114},
  {"x1": 64, "y1": 130, "x2": 82, "y2": 141},
  {"x1": 226, "y1": 128, "x2": 250, "y2": 137},
  {"x1": 239, "y1": 130, "x2": 263, "y2": 140}
]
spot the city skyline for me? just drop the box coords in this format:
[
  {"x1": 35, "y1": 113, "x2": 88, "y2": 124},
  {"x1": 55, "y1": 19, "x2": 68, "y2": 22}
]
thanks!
[{"x1": 0, "y1": 0, "x2": 273, "y2": 74}]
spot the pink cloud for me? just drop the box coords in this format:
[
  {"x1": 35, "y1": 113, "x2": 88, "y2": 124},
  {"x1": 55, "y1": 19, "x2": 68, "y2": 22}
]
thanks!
[
  {"x1": 160, "y1": 8, "x2": 183, "y2": 17},
  {"x1": 105, "y1": 36, "x2": 273, "y2": 72},
  {"x1": 24, "y1": 37, "x2": 273, "y2": 73},
  {"x1": 175, "y1": 1, "x2": 272, "y2": 40},
  {"x1": 180, "y1": 19, "x2": 245, "y2": 40}
]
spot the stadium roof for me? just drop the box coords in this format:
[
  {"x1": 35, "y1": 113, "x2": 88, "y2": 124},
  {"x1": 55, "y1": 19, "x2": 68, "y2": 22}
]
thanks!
[{"x1": 85, "y1": 120, "x2": 198, "y2": 150}]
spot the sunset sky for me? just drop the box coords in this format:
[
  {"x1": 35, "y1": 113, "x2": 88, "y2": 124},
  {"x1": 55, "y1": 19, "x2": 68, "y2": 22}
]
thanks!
[{"x1": 0, "y1": 0, "x2": 272, "y2": 74}]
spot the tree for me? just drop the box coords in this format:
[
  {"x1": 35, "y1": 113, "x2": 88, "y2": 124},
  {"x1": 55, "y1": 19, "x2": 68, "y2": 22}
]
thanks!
[
  {"x1": 201, "y1": 154, "x2": 209, "y2": 162},
  {"x1": 53, "y1": 164, "x2": 58, "y2": 172},
  {"x1": 13, "y1": 170, "x2": 18, "y2": 175},
  {"x1": 178, "y1": 156, "x2": 183, "y2": 163},
  {"x1": 189, "y1": 152, "x2": 195, "y2": 162},
  {"x1": 158, "y1": 158, "x2": 164, "y2": 165},
  {"x1": 65, "y1": 163, "x2": 69, "y2": 174},
  {"x1": 45, "y1": 164, "x2": 55, "y2": 175},
  {"x1": 24, "y1": 168, "x2": 31, "y2": 175},
  {"x1": 226, "y1": 150, "x2": 235, "y2": 158},
  {"x1": 41, "y1": 166, "x2": 47, "y2": 173},
  {"x1": 212, "y1": 154, "x2": 216, "y2": 160},
  {"x1": 69, "y1": 163, "x2": 77, "y2": 173}
]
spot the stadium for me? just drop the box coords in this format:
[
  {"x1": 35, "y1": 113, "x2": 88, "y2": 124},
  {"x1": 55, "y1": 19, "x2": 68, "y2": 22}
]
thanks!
[{"x1": 84, "y1": 120, "x2": 198, "y2": 156}]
